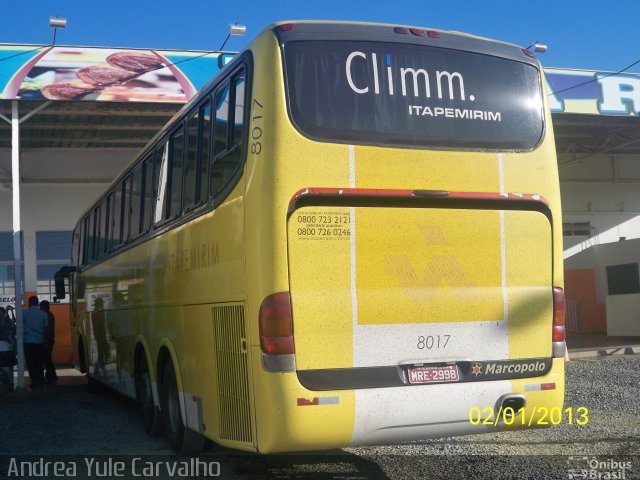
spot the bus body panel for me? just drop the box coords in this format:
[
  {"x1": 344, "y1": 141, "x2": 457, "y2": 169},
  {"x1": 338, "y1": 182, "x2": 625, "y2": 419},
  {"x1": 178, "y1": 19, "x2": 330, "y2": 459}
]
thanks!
[
  {"x1": 251, "y1": 356, "x2": 564, "y2": 453},
  {"x1": 75, "y1": 180, "x2": 252, "y2": 448},
  {"x1": 288, "y1": 206, "x2": 552, "y2": 371}
]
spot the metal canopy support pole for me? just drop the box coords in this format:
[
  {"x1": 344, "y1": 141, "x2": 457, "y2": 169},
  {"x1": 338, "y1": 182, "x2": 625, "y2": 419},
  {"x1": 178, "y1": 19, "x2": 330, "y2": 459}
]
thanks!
[
  {"x1": 0, "y1": 101, "x2": 53, "y2": 390},
  {"x1": 11, "y1": 100, "x2": 25, "y2": 390},
  {"x1": 0, "y1": 101, "x2": 52, "y2": 391}
]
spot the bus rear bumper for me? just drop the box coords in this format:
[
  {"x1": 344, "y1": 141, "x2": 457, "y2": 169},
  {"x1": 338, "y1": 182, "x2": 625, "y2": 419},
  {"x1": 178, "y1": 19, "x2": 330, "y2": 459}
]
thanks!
[
  {"x1": 254, "y1": 357, "x2": 564, "y2": 453},
  {"x1": 347, "y1": 357, "x2": 564, "y2": 446}
]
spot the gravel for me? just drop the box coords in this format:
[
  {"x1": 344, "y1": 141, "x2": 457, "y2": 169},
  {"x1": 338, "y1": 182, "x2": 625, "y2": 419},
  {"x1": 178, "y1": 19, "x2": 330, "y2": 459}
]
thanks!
[
  {"x1": 0, "y1": 355, "x2": 638, "y2": 479},
  {"x1": 345, "y1": 355, "x2": 640, "y2": 479}
]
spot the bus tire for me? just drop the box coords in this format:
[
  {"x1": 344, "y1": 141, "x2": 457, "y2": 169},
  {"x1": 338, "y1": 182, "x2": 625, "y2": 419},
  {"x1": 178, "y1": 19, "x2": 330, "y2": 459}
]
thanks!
[
  {"x1": 135, "y1": 353, "x2": 163, "y2": 436},
  {"x1": 160, "y1": 359, "x2": 206, "y2": 454}
]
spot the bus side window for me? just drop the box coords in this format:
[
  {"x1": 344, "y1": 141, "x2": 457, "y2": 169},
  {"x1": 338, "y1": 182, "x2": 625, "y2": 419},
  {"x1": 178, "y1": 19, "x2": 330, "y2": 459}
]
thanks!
[
  {"x1": 168, "y1": 128, "x2": 185, "y2": 218},
  {"x1": 74, "y1": 222, "x2": 83, "y2": 268},
  {"x1": 85, "y1": 209, "x2": 91, "y2": 262},
  {"x1": 93, "y1": 204, "x2": 101, "y2": 259},
  {"x1": 154, "y1": 141, "x2": 169, "y2": 224},
  {"x1": 213, "y1": 84, "x2": 229, "y2": 157},
  {"x1": 95, "y1": 207, "x2": 101, "y2": 259},
  {"x1": 141, "y1": 155, "x2": 155, "y2": 232},
  {"x1": 130, "y1": 163, "x2": 143, "y2": 239},
  {"x1": 210, "y1": 83, "x2": 229, "y2": 196},
  {"x1": 184, "y1": 111, "x2": 199, "y2": 210},
  {"x1": 103, "y1": 195, "x2": 111, "y2": 256},
  {"x1": 96, "y1": 200, "x2": 106, "y2": 257},
  {"x1": 122, "y1": 175, "x2": 132, "y2": 244},
  {"x1": 111, "y1": 182, "x2": 123, "y2": 249},
  {"x1": 88, "y1": 208, "x2": 97, "y2": 262},
  {"x1": 105, "y1": 192, "x2": 114, "y2": 253},
  {"x1": 231, "y1": 72, "x2": 245, "y2": 151},
  {"x1": 210, "y1": 69, "x2": 245, "y2": 198},
  {"x1": 198, "y1": 101, "x2": 212, "y2": 204},
  {"x1": 82, "y1": 216, "x2": 91, "y2": 265}
]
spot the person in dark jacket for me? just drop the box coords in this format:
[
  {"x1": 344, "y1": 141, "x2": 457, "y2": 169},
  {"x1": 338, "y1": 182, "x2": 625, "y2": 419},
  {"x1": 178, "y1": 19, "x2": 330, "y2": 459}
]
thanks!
[
  {"x1": 0, "y1": 306, "x2": 16, "y2": 391},
  {"x1": 0, "y1": 307, "x2": 14, "y2": 343},
  {"x1": 39, "y1": 300, "x2": 57, "y2": 383},
  {"x1": 23, "y1": 296, "x2": 48, "y2": 388}
]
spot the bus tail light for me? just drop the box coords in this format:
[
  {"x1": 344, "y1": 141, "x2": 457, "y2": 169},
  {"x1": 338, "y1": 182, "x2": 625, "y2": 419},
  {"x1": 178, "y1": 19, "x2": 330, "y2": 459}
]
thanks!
[
  {"x1": 277, "y1": 23, "x2": 295, "y2": 32},
  {"x1": 551, "y1": 287, "x2": 566, "y2": 358},
  {"x1": 552, "y1": 287, "x2": 565, "y2": 342},
  {"x1": 259, "y1": 292, "x2": 295, "y2": 355}
]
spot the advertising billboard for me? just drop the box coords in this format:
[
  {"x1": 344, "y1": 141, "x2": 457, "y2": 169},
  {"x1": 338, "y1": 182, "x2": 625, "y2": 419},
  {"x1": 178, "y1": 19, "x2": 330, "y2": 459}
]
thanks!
[{"x1": 0, "y1": 45, "x2": 230, "y2": 103}]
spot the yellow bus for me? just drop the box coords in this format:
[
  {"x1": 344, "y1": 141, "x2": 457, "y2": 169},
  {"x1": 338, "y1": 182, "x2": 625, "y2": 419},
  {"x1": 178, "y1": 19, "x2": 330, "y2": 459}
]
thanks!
[{"x1": 58, "y1": 21, "x2": 566, "y2": 454}]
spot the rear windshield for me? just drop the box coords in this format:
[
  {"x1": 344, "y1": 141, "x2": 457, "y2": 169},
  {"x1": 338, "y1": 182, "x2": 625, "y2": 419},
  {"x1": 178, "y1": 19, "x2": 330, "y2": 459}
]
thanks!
[{"x1": 282, "y1": 41, "x2": 543, "y2": 151}]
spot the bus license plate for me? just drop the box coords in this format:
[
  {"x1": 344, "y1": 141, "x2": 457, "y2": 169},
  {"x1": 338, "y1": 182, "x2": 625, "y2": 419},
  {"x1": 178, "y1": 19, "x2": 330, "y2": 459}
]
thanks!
[{"x1": 407, "y1": 365, "x2": 459, "y2": 384}]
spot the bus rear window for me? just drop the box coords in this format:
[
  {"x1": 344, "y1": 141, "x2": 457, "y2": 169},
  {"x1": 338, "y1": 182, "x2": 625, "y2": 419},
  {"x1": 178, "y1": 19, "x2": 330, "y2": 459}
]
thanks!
[{"x1": 282, "y1": 41, "x2": 543, "y2": 151}]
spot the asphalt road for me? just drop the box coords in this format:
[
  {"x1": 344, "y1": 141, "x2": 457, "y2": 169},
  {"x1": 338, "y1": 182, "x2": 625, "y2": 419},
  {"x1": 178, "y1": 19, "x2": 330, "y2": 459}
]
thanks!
[{"x1": 0, "y1": 356, "x2": 638, "y2": 479}]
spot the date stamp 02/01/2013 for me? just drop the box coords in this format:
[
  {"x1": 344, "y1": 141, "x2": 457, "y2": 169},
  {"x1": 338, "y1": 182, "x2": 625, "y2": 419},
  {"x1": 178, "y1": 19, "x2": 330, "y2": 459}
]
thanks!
[{"x1": 468, "y1": 406, "x2": 589, "y2": 427}]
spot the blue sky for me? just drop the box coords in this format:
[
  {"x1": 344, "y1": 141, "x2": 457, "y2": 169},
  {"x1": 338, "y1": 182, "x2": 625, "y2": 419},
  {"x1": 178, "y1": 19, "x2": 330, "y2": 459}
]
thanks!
[{"x1": 1, "y1": 0, "x2": 638, "y2": 73}]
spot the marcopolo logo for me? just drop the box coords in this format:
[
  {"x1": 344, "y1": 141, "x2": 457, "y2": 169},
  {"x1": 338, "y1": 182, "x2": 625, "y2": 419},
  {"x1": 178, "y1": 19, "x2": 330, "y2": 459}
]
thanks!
[{"x1": 484, "y1": 361, "x2": 546, "y2": 376}]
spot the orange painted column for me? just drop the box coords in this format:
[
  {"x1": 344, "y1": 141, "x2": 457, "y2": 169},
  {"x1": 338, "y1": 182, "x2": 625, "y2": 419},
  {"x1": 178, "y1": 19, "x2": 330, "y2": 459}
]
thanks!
[{"x1": 563, "y1": 269, "x2": 607, "y2": 333}]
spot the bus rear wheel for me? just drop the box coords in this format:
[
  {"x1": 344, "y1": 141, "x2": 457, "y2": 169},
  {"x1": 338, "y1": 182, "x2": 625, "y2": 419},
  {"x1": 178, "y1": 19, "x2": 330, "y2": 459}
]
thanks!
[
  {"x1": 160, "y1": 359, "x2": 206, "y2": 454},
  {"x1": 135, "y1": 353, "x2": 163, "y2": 436}
]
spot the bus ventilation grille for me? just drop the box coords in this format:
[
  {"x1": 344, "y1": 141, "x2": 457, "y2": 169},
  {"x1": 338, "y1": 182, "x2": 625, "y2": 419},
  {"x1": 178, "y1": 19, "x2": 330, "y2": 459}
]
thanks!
[{"x1": 213, "y1": 305, "x2": 252, "y2": 444}]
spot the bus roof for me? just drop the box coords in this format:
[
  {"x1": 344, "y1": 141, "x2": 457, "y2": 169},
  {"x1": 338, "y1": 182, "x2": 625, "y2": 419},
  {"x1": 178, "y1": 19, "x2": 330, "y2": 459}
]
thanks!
[{"x1": 270, "y1": 21, "x2": 539, "y2": 67}]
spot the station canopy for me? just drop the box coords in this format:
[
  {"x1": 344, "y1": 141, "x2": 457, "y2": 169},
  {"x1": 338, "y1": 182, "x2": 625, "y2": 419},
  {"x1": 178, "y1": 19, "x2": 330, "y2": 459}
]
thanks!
[
  {"x1": 545, "y1": 68, "x2": 640, "y2": 172},
  {"x1": 0, "y1": 44, "x2": 233, "y2": 150}
]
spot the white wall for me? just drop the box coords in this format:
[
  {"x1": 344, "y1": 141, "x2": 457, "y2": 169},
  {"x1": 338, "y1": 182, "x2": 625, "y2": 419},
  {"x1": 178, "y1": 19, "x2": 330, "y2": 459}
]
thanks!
[
  {"x1": 0, "y1": 148, "x2": 137, "y2": 183},
  {"x1": 606, "y1": 294, "x2": 640, "y2": 336},
  {"x1": 0, "y1": 148, "x2": 136, "y2": 292},
  {"x1": 561, "y1": 154, "x2": 640, "y2": 259},
  {"x1": 0, "y1": 183, "x2": 108, "y2": 291}
]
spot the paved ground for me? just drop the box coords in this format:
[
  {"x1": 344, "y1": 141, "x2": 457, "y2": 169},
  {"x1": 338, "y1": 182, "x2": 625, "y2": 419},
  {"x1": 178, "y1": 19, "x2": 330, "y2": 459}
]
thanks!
[{"x1": 0, "y1": 356, "x2": 638, "y2": 479}]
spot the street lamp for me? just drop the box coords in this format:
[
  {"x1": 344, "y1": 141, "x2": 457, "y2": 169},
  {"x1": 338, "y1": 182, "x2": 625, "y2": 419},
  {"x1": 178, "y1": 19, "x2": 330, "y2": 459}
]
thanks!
[
  {"x1": 49, "y1": 16, "x2": 67, "y2": 45},
  {"x1": 525, "y1": 41, "x2": 548, "y2": 54},
  {"x1": 219, "y1": 23, "x2": 247, "y2": 51}
]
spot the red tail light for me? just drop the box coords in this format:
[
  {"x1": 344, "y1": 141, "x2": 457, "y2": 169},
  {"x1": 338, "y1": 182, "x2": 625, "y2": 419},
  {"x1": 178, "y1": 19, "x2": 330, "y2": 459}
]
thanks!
[
  {"x1": 552, "y1": 287, "x2": 566, "y2": 342},
  {"x1": 259, "y1": 292, "x2": 295, "y2": 355}
]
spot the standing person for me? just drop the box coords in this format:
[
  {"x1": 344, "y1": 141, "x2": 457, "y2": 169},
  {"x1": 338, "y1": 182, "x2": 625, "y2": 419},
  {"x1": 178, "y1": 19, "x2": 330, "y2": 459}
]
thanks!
[
  {"x1": 22, "y1": 296, "x2": 48, "y2": 389},
  {"x1": 39, "y1": 300, "x2": 58, "y2": 383},
  {"x1": 0, "y1": 306, "x2": 16, "y2": 391},
  {"x1": 0, "y1": 307, "x2": 14, "y2": 343}
]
